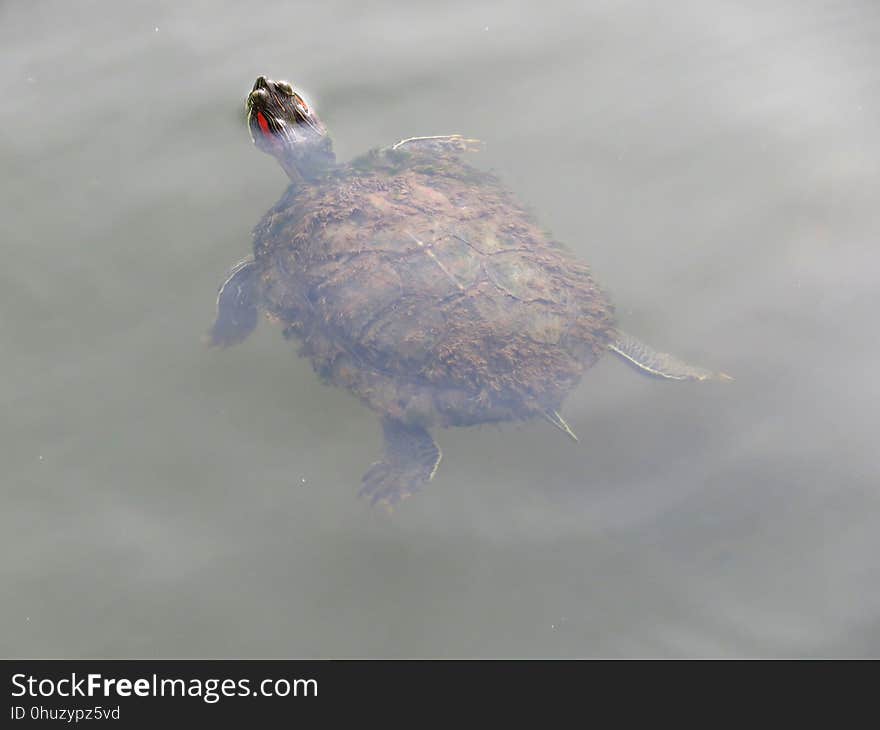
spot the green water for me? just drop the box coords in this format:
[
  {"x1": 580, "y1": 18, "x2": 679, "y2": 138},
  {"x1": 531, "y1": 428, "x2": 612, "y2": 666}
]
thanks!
[{"x1": 2, "y1": 0, "x2": 879, "y2": 657}]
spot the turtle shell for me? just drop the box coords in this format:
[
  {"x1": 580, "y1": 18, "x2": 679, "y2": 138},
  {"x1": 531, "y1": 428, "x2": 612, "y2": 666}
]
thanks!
[{"x1": 251, "y1": 147, "x2": 615, "y2": 427}]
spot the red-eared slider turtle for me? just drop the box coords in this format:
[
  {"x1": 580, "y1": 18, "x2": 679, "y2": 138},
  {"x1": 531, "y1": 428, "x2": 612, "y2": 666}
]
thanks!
[{"x1": 208, "y1": 75, "x2": 729, "y2": 507}]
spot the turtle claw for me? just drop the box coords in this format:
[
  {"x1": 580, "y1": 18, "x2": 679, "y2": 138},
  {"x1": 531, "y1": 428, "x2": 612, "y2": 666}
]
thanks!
[
  {"x1": 358, "y1": 461, "x2": 416, "y2": 511},
  {"x1": 447, "y1": 135, "x2": 484, "y2": 153}
]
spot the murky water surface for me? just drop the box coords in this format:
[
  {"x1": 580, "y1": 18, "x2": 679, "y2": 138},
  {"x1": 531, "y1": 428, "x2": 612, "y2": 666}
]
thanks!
[{"x1": 2, "y1": 0, "x2": 879, "y2": 657}]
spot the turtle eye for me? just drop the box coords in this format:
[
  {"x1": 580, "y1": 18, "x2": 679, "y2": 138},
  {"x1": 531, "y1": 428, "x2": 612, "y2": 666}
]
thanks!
[
  {"x1": 275, "y1": 81, "x2": 294, "y2": 95},
  {"x1": 247, "y1": 88, "x2": 269, "y2": 107}
]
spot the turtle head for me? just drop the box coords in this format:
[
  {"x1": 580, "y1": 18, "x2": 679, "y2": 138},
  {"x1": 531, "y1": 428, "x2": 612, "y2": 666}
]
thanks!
[{"x1": 246, "y1": 76, "x2": 335, "y2": 182}]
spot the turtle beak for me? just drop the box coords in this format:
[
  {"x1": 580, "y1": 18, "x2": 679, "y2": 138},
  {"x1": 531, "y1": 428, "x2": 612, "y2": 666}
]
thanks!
[
  {"x1": 246, "y1": 76, "x2": 272, "y2": 119},
  {"x1": 246, "y1": 76, "x2": 271, "y2": 114},
  {"x1": 246, "y1": 96, "x2": 280, "y2": 151}
]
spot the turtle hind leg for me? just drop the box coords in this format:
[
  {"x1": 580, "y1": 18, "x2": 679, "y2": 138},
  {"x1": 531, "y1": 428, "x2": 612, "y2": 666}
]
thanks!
[
  {"x1": 609, "y1": 329, "x2": 733, "y2": 382},
  {"x1": 358, "y1": 418, "x2": 442, "y2": 509},
  {"x1": 205, "y1": 258, "x2": 259, "y2": 348}
]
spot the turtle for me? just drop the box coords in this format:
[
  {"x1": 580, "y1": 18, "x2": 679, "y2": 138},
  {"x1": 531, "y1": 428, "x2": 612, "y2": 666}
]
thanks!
[{"x1": 208, "y1": 75, "x2": 730, "y2": 508}]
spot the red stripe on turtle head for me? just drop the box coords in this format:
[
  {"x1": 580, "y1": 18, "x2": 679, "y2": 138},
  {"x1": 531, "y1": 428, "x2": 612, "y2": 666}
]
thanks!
[{"x1": 256, "y1": 111, "x2": 271, "y2": 137}]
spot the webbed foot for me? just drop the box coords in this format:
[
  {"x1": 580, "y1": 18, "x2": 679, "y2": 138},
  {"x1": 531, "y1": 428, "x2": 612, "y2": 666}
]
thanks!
[
  {"x1": 358, "y1": 418, "x2": 442, "y2": 510},
  {"x1": 609, "y1": 329, "x2": 733, "y2": 382},
  {"x1": 205, "y1": 258, "x2": 259, "y2": 348},
  {"x1": 391, "y1": 134, "x2": 484, "y2": 154}
]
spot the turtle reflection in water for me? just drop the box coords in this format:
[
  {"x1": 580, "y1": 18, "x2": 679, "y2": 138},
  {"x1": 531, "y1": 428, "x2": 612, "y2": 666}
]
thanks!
[{"x1": 208, "y1": 75, "x2": 730, "y2": 508}]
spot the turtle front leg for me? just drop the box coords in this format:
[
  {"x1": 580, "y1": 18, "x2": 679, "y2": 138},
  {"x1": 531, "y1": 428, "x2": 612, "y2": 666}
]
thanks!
[
  {"x1": 358, "y1": 417, "x2": 442, "y2": 509},
  {"x1": 205, "y1": 257, "x2": 259, "y2": 348},
  {"x1": 390, "y1": 134, "x2": 483, "y2": 154}
]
